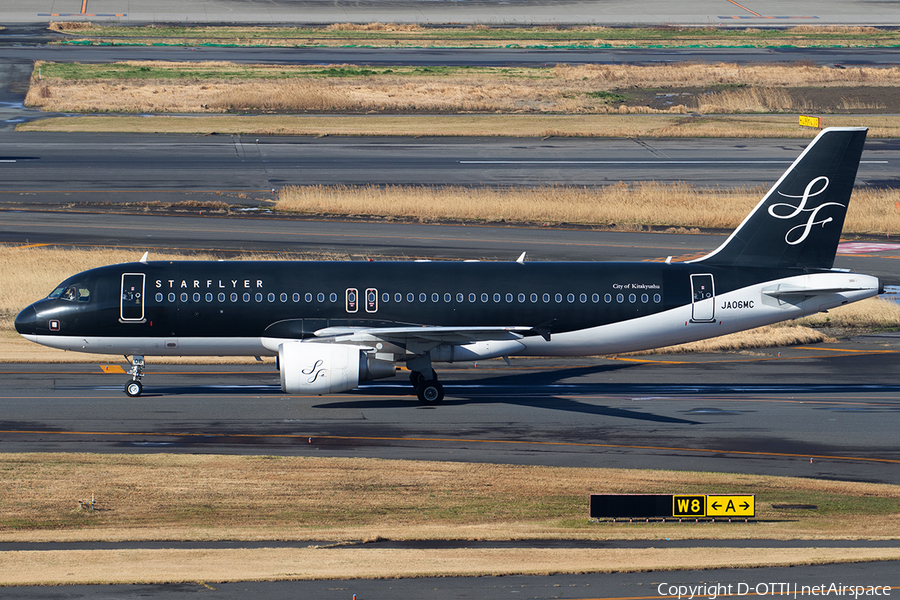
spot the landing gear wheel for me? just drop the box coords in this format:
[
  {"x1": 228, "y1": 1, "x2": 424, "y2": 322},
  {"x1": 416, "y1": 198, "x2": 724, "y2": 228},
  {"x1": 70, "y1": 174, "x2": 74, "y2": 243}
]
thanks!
[
  {"x1": 124, "y1": 355, "x2": 145, "y2": 398},
  {"x1": 125, "y1": 380, "x2": 143, "y2": 397},
  {"x1": 409, "y1": 371, "x2": 425, "y2": 387},
  {"x1": 416, "y1": 379, "x2": 444, "y2": 405}
]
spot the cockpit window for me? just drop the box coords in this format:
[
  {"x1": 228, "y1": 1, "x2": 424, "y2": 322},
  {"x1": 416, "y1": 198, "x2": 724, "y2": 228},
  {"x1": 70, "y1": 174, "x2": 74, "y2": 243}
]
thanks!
[{"x1": 48, "y1": 283, "x2": 90, "y2": 302}]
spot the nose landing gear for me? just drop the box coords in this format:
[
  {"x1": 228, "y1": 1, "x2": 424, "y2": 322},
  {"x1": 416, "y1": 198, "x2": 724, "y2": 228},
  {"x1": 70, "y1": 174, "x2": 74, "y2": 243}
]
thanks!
[{"x1": 124, "y1": 355, "x2": 145, "y2": 397}]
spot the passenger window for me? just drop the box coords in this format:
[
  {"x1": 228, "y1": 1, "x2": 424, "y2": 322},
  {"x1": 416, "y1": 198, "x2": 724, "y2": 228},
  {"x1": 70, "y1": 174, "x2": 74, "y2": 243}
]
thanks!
[
  {"x1": 407, "y1": 293, "x2": 415, "y2": 303},
  {"x1": 420, "y1": 293, "x2": 427, "y2": 302},
  {"x1": 641, "y1": 293, "x2": 649, "y2": 303},
  {"x1": 432, "y1": 293, "x2": 439, "y2": 302},
  {"x1": 543, "y1": 293, "x2": 550, "y2": 303},
  {"x1": 457, "y1": 293, "x2": 464, "y2": 302},
  {"x1": 257, "y1": 293, "x2": 264, "y2": 302},
  {"x1": 305, "y1": 292, "x2": 313, "y2": 302},
  {"x1": 156, "y1": 293, "x2": 163, "y2": 302},
  {"x1": 604, "y1": 293, "x2": 611, "y2": 303},
  {"x1": 531, "y1": 293, "x2": 537, "y2": 303},
  {"x1": 281, "y1": 293, "x2": 288, "y2": 302},
  {"x1": 654, "y1": 293, "x2": 661, "y2": 303},
  {"x1": 395, "y1": 293, "x2": 402, "y2": 303},
  {"x1": 206, "y1": 293, "x2": 213, "y2": 302},
  {"x1": 169, "y1": 293, "x2": 176, "y2": 303},
  {"x1": 481, "y1": 293, "x2": 488, "y2": 303},
  {"x1": 382, "y1": 292, "x2": 390, "y2": 303},
  {"x1": 244, "y1": 293, "x2": 251, "y2": 302},
  {"x1": 230, "y1": 293, "x2": 237, "y2": 302},
  {"x1": 318, "y1": 293, "x2": 325, "y2": 303},
  {"x1": 616, "y1": 293, "x2": 624, "y2": 303},
  {"x1": 629, "y1": 293, "x2": 636, "y2": 303},
  {"x1": 469, "y1": 293, "x2": 476, "y2": 302},
  {"x1": 580, "y1": 293, "x2": 587, "y2": 303},
  {"x1": 218, "y1": 293, "x2": 225, "y2": 302},
  {"x1": 519, "y1": 293, "x2": 526, "y2": 303},
  {"x1": 329, "y1": 293, "x2": 337, "y2": 303},
  {"x1": 444, "y1": 293, "x2": 451, "y2": 302},
  {"x1": 293, "y1": 293, "x2": 300, "y2": 303},
  {"x1": 269, "y1": 293, "x2": 276, "y2": 302},
  {"x1": 593, "y1": 293, "x2": 600, "y2": 303}
]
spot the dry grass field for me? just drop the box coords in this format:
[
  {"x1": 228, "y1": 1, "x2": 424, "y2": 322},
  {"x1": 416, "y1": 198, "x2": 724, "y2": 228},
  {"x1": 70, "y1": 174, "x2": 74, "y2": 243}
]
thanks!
[
  {"x1": 47, "y1": 22, "x2": 900, "y2": 49},
  {"x1": 2, "y1": 453, "x2": 891, "y2": 538},
  {"x1": 23, "y1": 60, "x2": 900, "y2": 115},
  {"x1": 20, "y1": 113, "x2": 900, "y2": 138},
  {"x1": 274, "y1": 182, "x2": 900, "y2": 235},
  {"x1": 1, "y1": 454, "x2": 899, "y2": 583}
]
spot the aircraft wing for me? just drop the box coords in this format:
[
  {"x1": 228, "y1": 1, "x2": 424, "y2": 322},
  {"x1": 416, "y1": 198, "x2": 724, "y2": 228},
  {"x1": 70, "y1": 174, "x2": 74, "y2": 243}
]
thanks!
[{"x1": 312, "y1": 325, "x2": 532, "y2": 345}]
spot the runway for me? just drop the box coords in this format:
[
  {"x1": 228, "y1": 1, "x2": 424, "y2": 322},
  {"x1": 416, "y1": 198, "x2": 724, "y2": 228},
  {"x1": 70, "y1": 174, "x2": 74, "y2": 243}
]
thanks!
[
  {"x1": 3, "y1": 209, "x2": 900, "y2": 286},
  {"x1": 4, "y1": 335, "x2": 900, "y2": 484},
  {"x1": 3, "y1": 0, "x2": 900, "y2": 26},
  {"x1": 2, "y1": 562, "x2": 898, "y2": 600},
  {"x1": 1, "y1": 134, "x2": 898, "y2": 191}
]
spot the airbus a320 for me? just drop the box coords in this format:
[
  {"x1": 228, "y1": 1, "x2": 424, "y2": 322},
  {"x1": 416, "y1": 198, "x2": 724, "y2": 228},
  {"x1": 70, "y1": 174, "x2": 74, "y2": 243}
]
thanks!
[{"x1": 15, "y1": 127, "x2": 881, "y2": 404}]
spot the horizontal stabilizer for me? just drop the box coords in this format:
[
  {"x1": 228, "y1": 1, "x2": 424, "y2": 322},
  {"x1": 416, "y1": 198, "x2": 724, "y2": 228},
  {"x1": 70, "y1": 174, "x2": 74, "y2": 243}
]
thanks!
[{"x1": 763, "y1": 286, "x2": 873, "y2": 298}]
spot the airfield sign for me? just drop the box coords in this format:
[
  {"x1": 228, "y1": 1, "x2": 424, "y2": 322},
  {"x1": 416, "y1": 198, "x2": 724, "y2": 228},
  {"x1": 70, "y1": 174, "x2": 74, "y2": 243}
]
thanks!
[
  {"x1": 707, "y1": 495, "x2": 755, "y2": 517},
  {"x1": 590, "y1": 494, "x2": 755, "y2": 519}
]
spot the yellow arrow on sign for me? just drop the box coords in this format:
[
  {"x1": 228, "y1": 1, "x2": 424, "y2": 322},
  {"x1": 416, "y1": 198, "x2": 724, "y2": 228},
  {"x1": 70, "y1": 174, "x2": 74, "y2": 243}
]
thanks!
[{"x1": 707, "y1": 495, "x2": 754, "y2": 517}]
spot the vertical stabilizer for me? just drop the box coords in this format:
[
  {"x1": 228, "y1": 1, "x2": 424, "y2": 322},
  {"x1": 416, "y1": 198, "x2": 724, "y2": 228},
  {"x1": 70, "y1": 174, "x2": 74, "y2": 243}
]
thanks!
[{"x1": 691, "y1": 127, "x2": 867, "y2": 269}]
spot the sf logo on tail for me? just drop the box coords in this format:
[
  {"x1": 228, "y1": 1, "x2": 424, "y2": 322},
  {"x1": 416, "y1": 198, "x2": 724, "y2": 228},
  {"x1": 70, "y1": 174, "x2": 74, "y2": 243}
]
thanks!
[{"x1": 768, "y1": 176, "x2": 845, "y2": 245}]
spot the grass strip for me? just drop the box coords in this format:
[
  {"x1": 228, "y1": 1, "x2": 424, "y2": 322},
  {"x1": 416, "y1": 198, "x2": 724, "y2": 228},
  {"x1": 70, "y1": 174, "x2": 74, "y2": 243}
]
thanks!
[
  {"x1": 273, "y1": 183, "x2": 900, "y2": 234},
  {"x1": 4, "y1": 547, "x2": 900, "y2": 585},
  {"x1": 18, "y1": 114, "x2": 900, "y2": 138},
  {"x1": 23, "y1": 61, "x2": 900, "y2": 115},
  {"x1": 47, "y1": 23, "x2": 900, "y2": 49},
  {"x1": 1, "y1": 453, "x2": 898, "y2": 542}
]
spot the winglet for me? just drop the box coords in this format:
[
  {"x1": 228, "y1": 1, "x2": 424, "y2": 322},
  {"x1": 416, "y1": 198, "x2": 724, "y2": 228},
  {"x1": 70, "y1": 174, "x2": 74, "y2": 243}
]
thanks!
[
  {"x1": 516, "y1": 251, "x2": 527, "y2": 264},
  {"x1": 139, "y1": 251, "x2": 149, "y2": 264}
]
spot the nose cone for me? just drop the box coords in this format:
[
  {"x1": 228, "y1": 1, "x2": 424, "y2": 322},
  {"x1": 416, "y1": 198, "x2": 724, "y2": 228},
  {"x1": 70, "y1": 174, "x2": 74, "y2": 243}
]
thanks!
[{"x1": 15, "y1": 305, "x2": 37, "y2": 336}]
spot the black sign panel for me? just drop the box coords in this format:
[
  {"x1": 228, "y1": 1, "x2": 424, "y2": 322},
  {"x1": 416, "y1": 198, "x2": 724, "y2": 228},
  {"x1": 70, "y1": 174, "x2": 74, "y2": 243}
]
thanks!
[{"x1": 590, "y1": 494, "x2": 674, "y2": 519}]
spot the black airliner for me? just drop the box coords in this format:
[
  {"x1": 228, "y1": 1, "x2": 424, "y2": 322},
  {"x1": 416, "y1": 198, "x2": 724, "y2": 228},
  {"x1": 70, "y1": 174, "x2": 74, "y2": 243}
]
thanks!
[{"x1": 15, "y1": 127, "x2": 882, "y2": 404}]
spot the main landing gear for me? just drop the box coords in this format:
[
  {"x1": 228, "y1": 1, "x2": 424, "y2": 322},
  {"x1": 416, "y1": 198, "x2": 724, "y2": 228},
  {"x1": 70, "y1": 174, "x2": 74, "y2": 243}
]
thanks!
[
  {"x1": 124, "y1": 355, "x2": 145, "y2": 397},
  {"x1": 409, "y1": 370, "x2": 444, "y2": 405}
]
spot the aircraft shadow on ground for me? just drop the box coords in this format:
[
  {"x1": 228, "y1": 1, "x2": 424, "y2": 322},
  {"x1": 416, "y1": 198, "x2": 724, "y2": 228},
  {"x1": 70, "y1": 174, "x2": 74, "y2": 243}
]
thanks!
[{"x1": 315, "y1": 363, "x2": 705, "y2": 424}]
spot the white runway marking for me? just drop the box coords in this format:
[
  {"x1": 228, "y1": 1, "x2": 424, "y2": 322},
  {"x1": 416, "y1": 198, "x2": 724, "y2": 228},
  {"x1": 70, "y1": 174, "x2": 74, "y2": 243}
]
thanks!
[{"x1": 459, "y1": 160, "x2": 888, "y2": 165}]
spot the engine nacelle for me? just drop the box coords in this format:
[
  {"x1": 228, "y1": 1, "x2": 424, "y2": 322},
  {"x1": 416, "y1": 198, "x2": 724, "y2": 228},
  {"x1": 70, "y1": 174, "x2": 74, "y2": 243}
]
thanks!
[{"x1": 279, "y1": 342, "x2": 396, "y2": 394}]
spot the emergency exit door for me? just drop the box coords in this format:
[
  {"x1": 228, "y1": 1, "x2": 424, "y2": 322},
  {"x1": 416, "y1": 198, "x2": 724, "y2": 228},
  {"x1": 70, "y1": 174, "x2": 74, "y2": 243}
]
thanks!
[
  {"x1": 690, "y1": 274, "x2": 715, "y2": 322},
  {"x1": 121, "y1": 273, "x2": 145, "y2": 321}
]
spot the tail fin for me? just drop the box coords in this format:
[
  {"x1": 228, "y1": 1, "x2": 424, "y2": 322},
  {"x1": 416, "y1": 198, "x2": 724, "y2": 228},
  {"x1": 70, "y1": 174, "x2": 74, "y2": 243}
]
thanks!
[{"x1": 691, "y1": 127, "x2": 867, "y2": 269}]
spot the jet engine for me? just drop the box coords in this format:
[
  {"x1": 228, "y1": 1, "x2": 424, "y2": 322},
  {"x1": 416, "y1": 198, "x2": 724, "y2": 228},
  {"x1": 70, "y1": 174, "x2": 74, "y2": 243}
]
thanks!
[{"x1": 279, "y1": 341, "x2": 396, "y2": 394}]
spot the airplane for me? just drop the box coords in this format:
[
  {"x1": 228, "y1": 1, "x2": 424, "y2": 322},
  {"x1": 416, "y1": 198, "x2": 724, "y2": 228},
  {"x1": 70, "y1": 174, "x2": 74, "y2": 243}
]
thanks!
[{"x1": 15, "y1": 127, "x2": 882, "y2": 404}]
